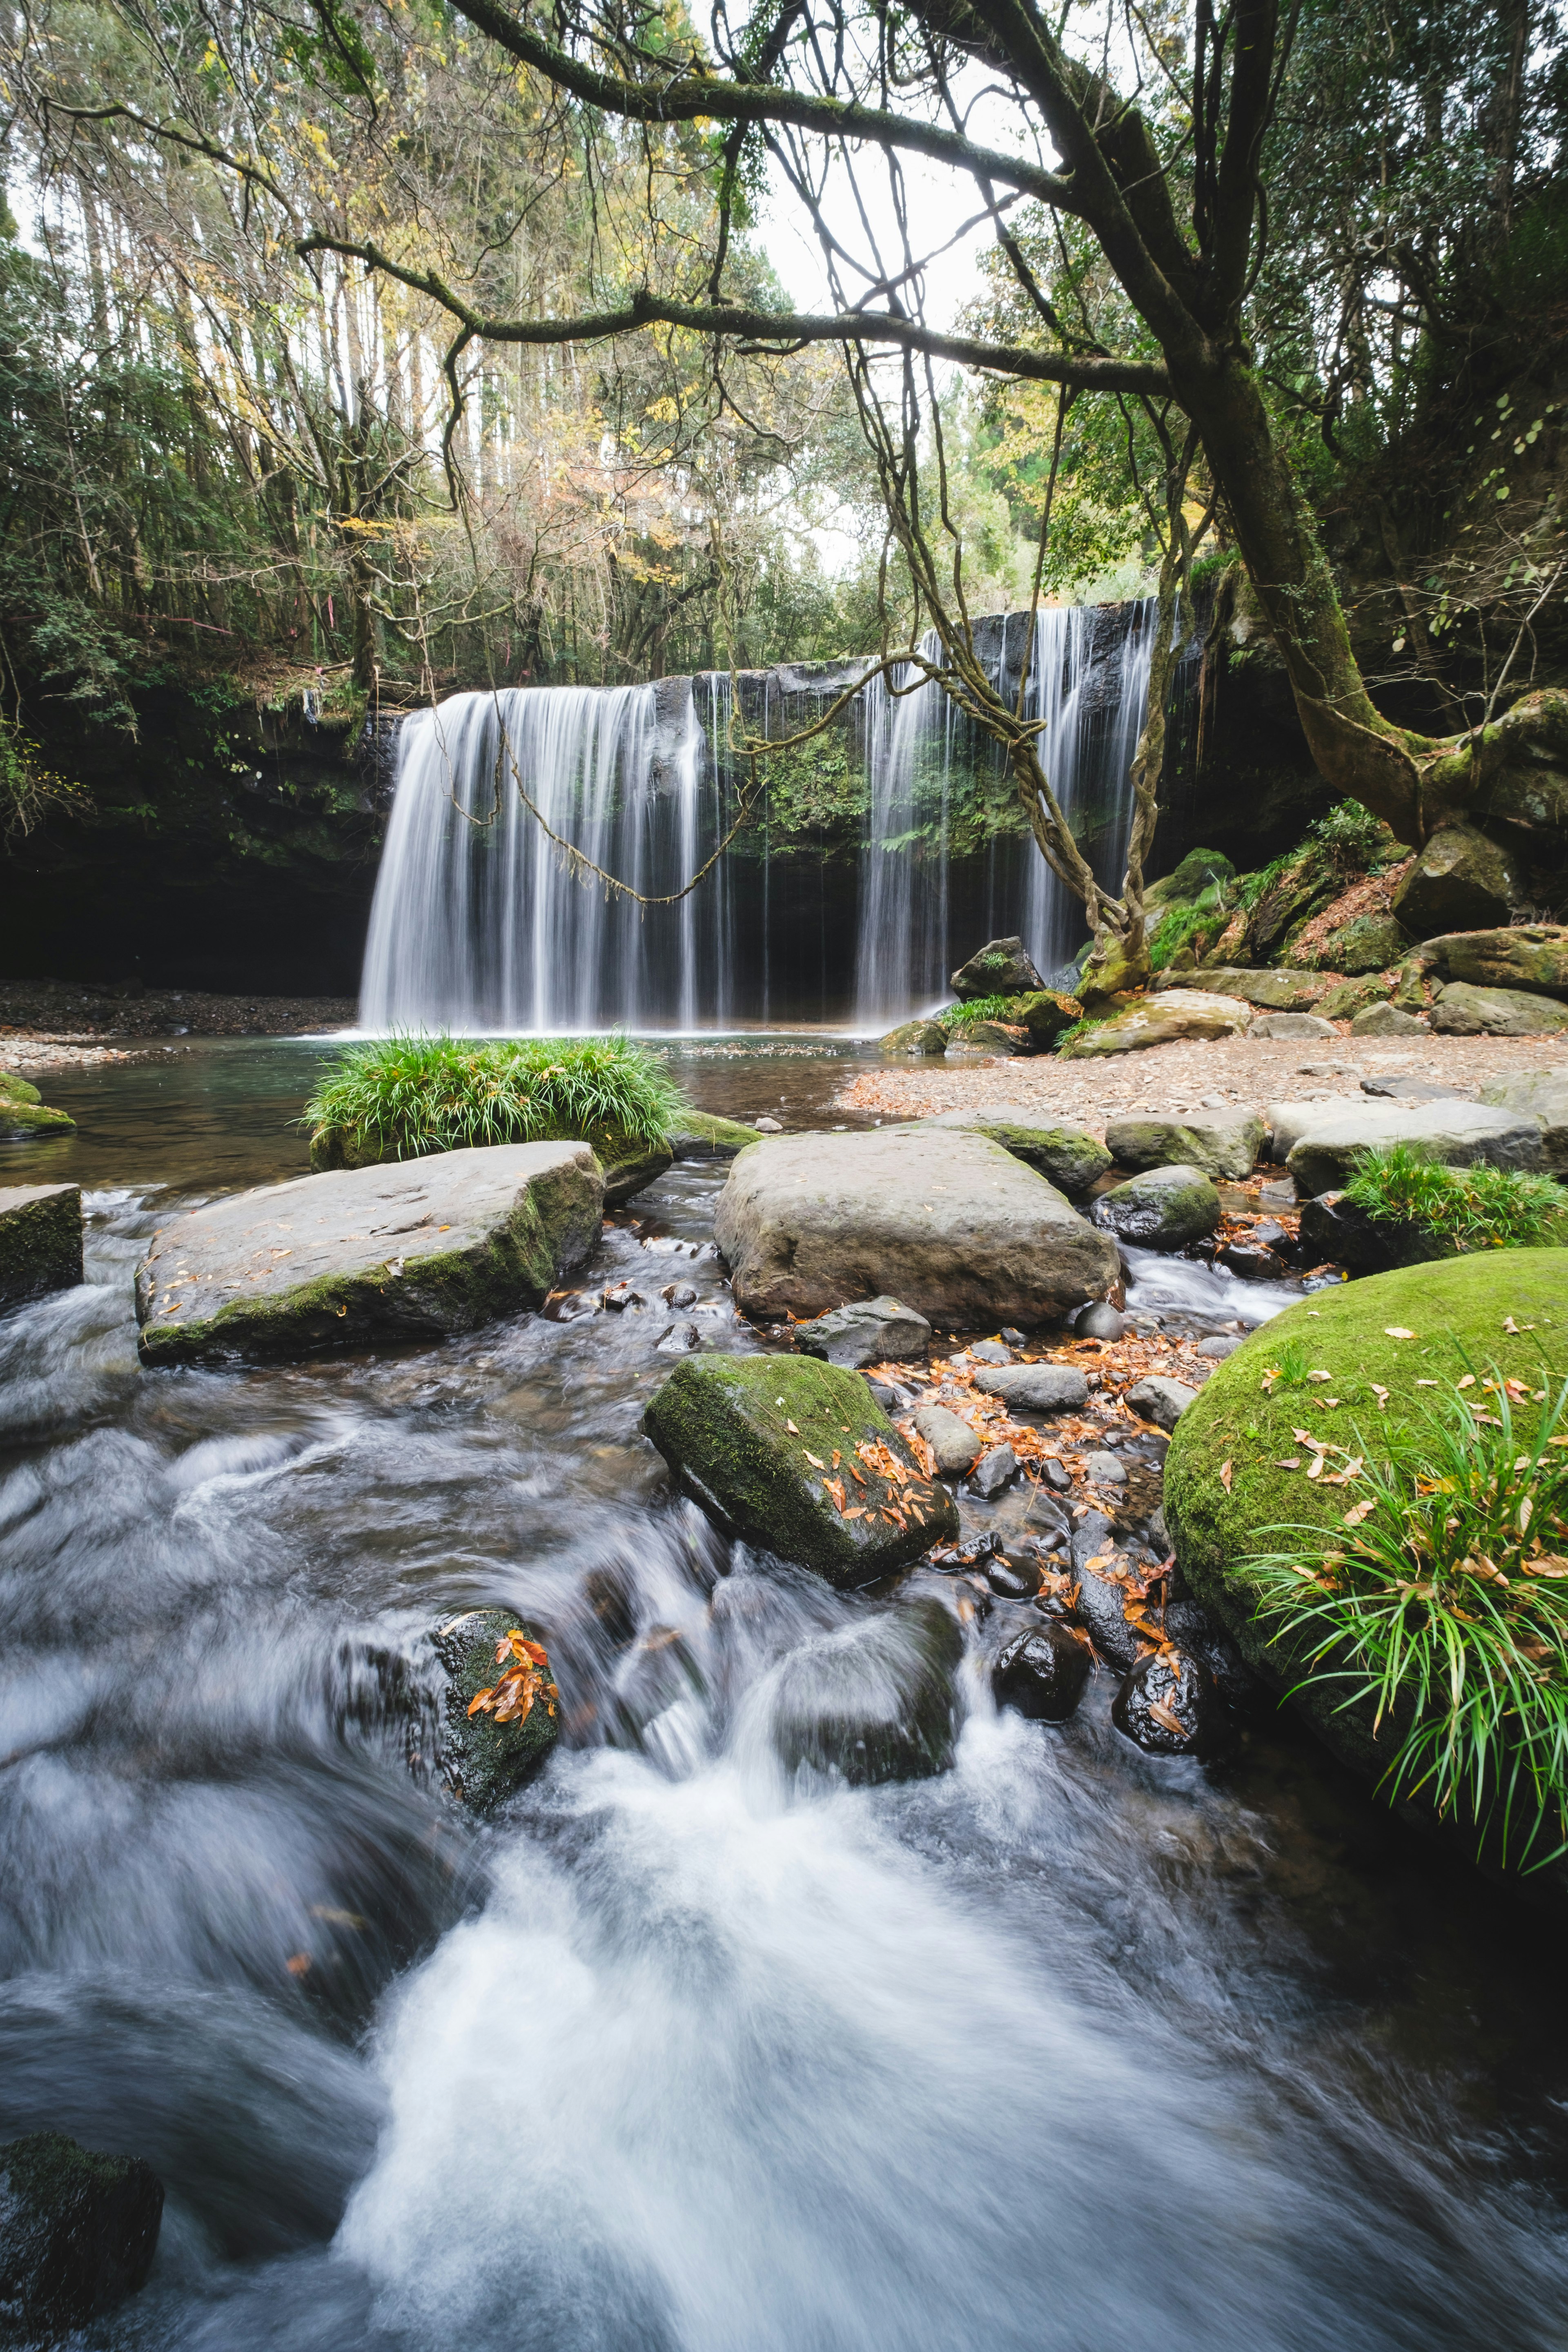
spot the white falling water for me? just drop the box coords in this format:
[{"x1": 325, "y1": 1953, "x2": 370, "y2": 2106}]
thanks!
[
  {"x1": 851, "y1": 602, "x2": 1156, "y2": 1027},
  {"x1": 360, "y1": 681, "x2": 731, "y2": 1032}
]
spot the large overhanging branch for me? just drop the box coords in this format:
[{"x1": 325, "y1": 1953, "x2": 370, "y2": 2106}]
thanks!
[
  {"x1": 438, "y1": 0, "x2": 1081, "y2": 215},
  {"x1": 294, "y1": 234, "x2": 1172, "y2": 392}
]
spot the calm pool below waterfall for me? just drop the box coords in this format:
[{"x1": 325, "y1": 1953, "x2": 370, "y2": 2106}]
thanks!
[{"x1": 5, "y1": 1040, "x2": 1568, "y2": 2350}]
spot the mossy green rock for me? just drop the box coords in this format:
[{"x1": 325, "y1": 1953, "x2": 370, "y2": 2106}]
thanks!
[
  {"x1": 0, "y1": 2129, "x2": 163, "y2": 2330},
  {"x1": 1424, "y1": 925, "x2": 1568, "y2": 1000},
  {"x1": 1317, "y1": 973, "x2": 1389, "y2": 1020},
  {"x1": 595, "y1": 1131, "x2": 674, "y2": 1205},
  {"x1": 0, "y1": 1182, "x2": 82, "y2": 1307},
  {"x1": 1164, "y1": 1255, "x2": 1568, "y2": 1893},
  {"x1": 1104, "y1": 1112, "x2": 1265, "y2": 1181},
  {"x1": 1390, "y1": 820, "x2": 1519, "y2": 935},
  {"x1": 1429, "y1": 980, "x2": 1568, "y2": 1038},
  {"x1": 666, "y1": 1110, "x2": 764, "y2": 1158},
  {"x1": 431, "y1": 1608, "x2": 560, "y2": 1812},
  {"x1": 1009, "y1": 989, "x2": 1083, "y2": 1044},
  {"x1": 136, "y1": 1141, "x2": 603, "y2": 1366},
  {"x1": 949, "y1": 935, "x2": 1044, "y2": 999},
  {"x1": 880, "y1": 1019, "x2": 948, "y2": 1057},
  {"x1": 1091, "y1": 1163, "x2": 1222, "y2": 1248},
  {"x1": 1157, "y1": 966, "x2": 1331, "y2": 1012},
  {"x1": 643, "y1": 1352, "x2": 958, "y2": 1585},
  {"x1": 0, "y1": 1065, "x2": 74, "y2": 1140},
  {"x1": 1322, "y1": 913, "x2": 1410, "y2": 974},
  {"x1": 1144, "y1": 849, "x2": 1234, "y2": 911},
  {"x1": 1059, "y1": 989, "x2": 1252, "y2": 1055},
  {"x1": 0, "y1": 1069, "x2": 42, "y2": 1105},
  {"x1": 960, "y1": 1018, "x2": 1034, "y2": 1055},
  {"x1": 918, "y1": 1107, "x2": 1111, "y2": 1197}
]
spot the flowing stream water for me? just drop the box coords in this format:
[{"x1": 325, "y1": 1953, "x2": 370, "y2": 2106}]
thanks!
[{"x1": 6, "y1": 1045, "x2": 1568, "y2": 2349}]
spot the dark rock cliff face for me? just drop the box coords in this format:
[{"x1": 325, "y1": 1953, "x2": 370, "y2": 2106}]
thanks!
[{"x1": 1, "y1": 685, "x2": 395, "y2": 994}]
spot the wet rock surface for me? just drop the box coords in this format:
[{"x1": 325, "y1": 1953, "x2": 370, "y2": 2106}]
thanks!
[
  {"x1": 993, "y1": 1626, "x2": 1091, "y2": 1723},
  {"x1": 1125, "y1": 1375, "x2": 1199, "y2": 1430},
  {"x1": 1093, "y1": 1165, "x2": 1223, "y2": 1250},
  {"x1": 912, "y1": 1403, "x2": 982, "y2": 1476},
  {"x1": 0, "y1": 1182, "x2": 82, "y2": 1308},
  {"x1": 431, "y1": 1608, "x2": 562, "y2": 1813},
  {"x1": 766, "y1": 1596, "x2": 964, "y2": 1784},
  {"x1": 970, "y1": 1362, "x2": 1090, "y2": 1413},
  {"x1": 794, "y1": 1295, "x2": 933, "y2": 1369},
  {"x1": 1113, "y1": 1648, "x2": 1230, "y2": 1757},
  {"x1": 0, "y1": 2130, "x2": 163, "y2": 2332}
]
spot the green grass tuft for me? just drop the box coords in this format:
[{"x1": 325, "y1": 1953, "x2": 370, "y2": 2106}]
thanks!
[
  {"x1": 936, "y1": 994, "x2": 1024, "y2": 1028},
  {"x1": 1240, "y1": 1370, "x2": 1568, "y2": 1869},
  {"x1": 305, "y1": 1033, "x2": 686, "y2": 1161},
  {"x1": 1148, "y1": 900, "x2": 1225, "y2": 971},
  {"x1": 1344, "y1": 1142, "x2": 1568, "y2": 1252}
]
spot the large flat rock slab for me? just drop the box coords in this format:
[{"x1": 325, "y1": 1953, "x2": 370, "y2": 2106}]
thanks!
[
  {"x1": 1479, "y1": 1071, "x2": 1568, "y2": 1171},
  {"x1": 1424, "y1": 926, "x2": 1568, "y2": 999},
  {"x1": 135, "y1": 1143, "x2": 603, "y2": 1366},
  {"x1": 713, "y1": 1128, "x2": 1119, "y2": 1328},
  {"x1": 1274, "y1": 1100, "x2": 1546, "y2": 1197},
  {"x1": 1060, "y1": 990, "x2": 1253, "y2": 1055},
  {"x1": 644, "y1": 1352, "x2": 958, "y2": 1584},
  {"x1": 0, "y1": 1183, "x2": 83, "y2": 1307}
]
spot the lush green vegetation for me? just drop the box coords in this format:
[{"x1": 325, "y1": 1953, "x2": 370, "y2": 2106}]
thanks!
[
  {"x1": 1147, "y1": 898, "x2": 1229, "y2": 972},
  {"x1": 305, "y1": 1035, "x2": 686, "y2": 1161},
  {"x1": 1241, "y1": 1372, "x2": 1568, "y2": 1869},
  {"x1": 1345, "y1": 1144, "x2": 1568, "y2": 1253},
  {"x1": 935, "y1": 994, "x2": 1023, "y2": 1028}
]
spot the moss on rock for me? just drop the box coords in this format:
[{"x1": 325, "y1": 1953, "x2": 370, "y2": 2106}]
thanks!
[
  {"x1": 665, "y1": 1110, "x2": 764, "y2": 1158},
  {"x1": 431, "y1": 1608, "x2": 561, "y2": 1812}
]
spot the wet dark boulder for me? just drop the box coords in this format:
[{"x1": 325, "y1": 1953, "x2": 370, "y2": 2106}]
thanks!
[
  {"x1": 431, "y1": 1608, "x2": 561, "y2": 1813},
  {"x1": 0, "y1": 1183, "x2": 82, "y2": 1309},
  {"x1": 985, "y1": 1553, "x2": 1043, "y2": 1601},
  {"x1": 1162, "y1": 1599, "x2": 1256, "y2": 1713},
  {"x1": 1071, "y1": 1555, "x2": 1147, "y2": 1674},
  {"x1": 1112, "y1": 1648, "x2": 1230, "y2": 1757},
  {"x1": 0, "y1": 2131, "x2": 163, "y2": 2334},
  {"x1": 766, "y1": 1597, "x2": 965, "y2": 1784},
  {"x1": 992, "y1": 1626, "x2": 1092, "y2": 1723},
  {"x1": 950, "y1": 935, "x2": 1045, "y2": 999}
]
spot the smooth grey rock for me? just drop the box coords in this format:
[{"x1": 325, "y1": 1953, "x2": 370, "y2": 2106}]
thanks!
[
  {"x1": 1478, "y1": 1072, "x2": 1568, "y2": 1172},
  {"x1": 134, "y1": 1143, "x2": 604, "y2": 1367},
  {"x1": 644, "y1": 1352, "x2": 957, "y2": 1584},
  {"x1": 1359, "y1": 1075, "x2": 1465, "y2": 1103},
  {"x1": 969, "y1": 1340, "x2": 1015, "y2": 1365},
  {"x1": 1281, "y1": 1100, "x2": 1547, "y2": 1196},
  {"x1": 1391, "y1": 820, "x2": 1519, "y2": 935},
  {"x1": 970, "y1": 1362, "x2": 1090, "y2": 1414},
  {"x1": 913, "y1": 1403, "x2": 982, "y2": 1476},
  {"x1": 1155, "y1": 967, "x2": 1331, "y2": 1011},
  {"x1": 713, "y1": 1128, "x2": 1120, "y2": 1329},
  {"x1": 1060, "y1": 990, "x2": 1253, "y2": 1054},
  {"x1": 1074, "y1": 1301, "x2": 1128, "y2": 1339},
  {"x1": 793, "y1": 1295, "x2": 933, "y2": 1369},
  {"x1": 0, "y1": 2130, "x2": 163, "y2": 2332},
  {"x1": 753, "y1": 1116, "x2": 784, "y2": 1132},
  {"x1": 1349, "y1": 1001, "x2": 1425, "y2": 1036},
  {"x1": 950, "y1": 935, "x2": 1045, "y2": 998},
  {"x1": 1265, "y1": 1097, "x2": 1371, "y2": 1162},
  {"x1": 1197, "y1": 1334, "x2": 1244, "y2": 1358},
  {"x1": 1082, "y1": 1449, "x2": 1127, "y2": 1484},
  {"x1": 1104, "y1": 1111, "x2": 1265, "y2": 1180},
  {"x1": 917, "y1": 1108, "x2": 1111, "y2": 1196},
  {"x1": 1125, "y1": 1374, "x2": 1200, "y2": 1430},
  {"x1": 1092, "y1": 1164, "x2": 1222, "y2": 1250},
  {"x1": 968, "y1": 1442, "x2": 1020, "y2": 1498},
  {"x1": 1248, "y1": 1012, "x2": 1338, "y2": 1039},
  {"x1": 0, "y1": 1181, "x2": 83, "y2": 1307},
  {"x1": 1429, "y1": 980, "x2": 1568, "y2": 1037}
]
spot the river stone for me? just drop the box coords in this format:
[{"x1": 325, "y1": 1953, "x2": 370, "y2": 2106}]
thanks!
[
  {"x1": 1423, "y1": 925, "x2": 1568, "y2": 1000},
  {"x1": 913, "y1": 1403, "x2": 982, "y2": 1475},
  {"x1": 134, "y1": 1141, "x2": 604, "y2": 1366},
  {"x1": 0, "y1": 2131, "x2": 163, "y2": 2332},
  {"x1": 993, "y1": 1625, "x2": 1091, "y2": 1724},
  {"x1": 1316, "y1": 974, "x2": 1390, "y2": 1021},
  {"x1": 713, "y1": 1128, "x2": 1120, "y2": 1328},
  {"x1": 1280, "y1": 1100, "x2": 1546, "y2": 1196},
  {"x1": 1071, "y1": 1553, "x2": 1145, "y2": 1670},
  {"x1": 917, "y1": 1109, "x2": 1111, "y2": 1197},
  {"x1": 1322, "y1": 913, "x2": 1410, "y2": 974},
  {"x1": 598, "y1": 1132, "x2": 675, "y2": 1206},
  {"x1": 0, "y1": 1069, "x2": 40, "y2": 1104},
  {"x1": 969, "y1": 1441, "x2": 1020, "y2": 1498},
  {"x1": 1060, "y1": 989, "x2": 1254, "y2": 1056},
  {"x1": 1429, "y1": 980, "x2": 1568, "y2": 1037},
  {"x1": 970, "y1": 1362, "x2": 1090, "y2": 1413},
  {"x1": 0, "y1": 1077, "x2": 74, "y2": 1140},
  {"x1": 1478, "y1": 1072, "x2": 1568, "y2": 1172},
  {"x1": 1358, "y1": 1075, "x2": 1465, "y2": 1104},
  {"x1": 1104, "y1": 1111, "x2": 1265, "y2": 1181},
  {"x1": 665, "y1": 1111, "x2": 763, "y2": 1160},
  {"x1": 794, "y1": 1295, "x2": 932, "y2": 1369},
  {"x1": 950, "y1": 935, "x2": 1044, "y2": 999},
  {"x1": 1296, "y1": 1191, "x2": 1446, "y2": 1273},
  {"x1": 1349, "y1": 1001, "x2": 1425, "y2": 1036},
  {"x1": 1154, "y1": 967, "x2": 1332, "y2": 1012},
  {"x1": 431, "y1": 1608, "x2": 561, "y2": 1813},
  {"x1": 880, "y1": 1019, "x2": 948, "y2": 1057},
  {"x1": 1391, "y1": 820, "x2": 1519, "y2": 935},
  {"x1": 1163, "y1": 1252, "x2": 1568, "y2": 1900},
  {"x1": 1092, "y1": 1165, "x2": 1222, "y2": 1250},
  {"x1": 1074, "y1": 1301, "x2": 1127, "y2": 1339},
  {"x1": 1125, "y1": 1374, "x2": 1200, "y2": 1430},
  {"x1": 0, "y1": 1182, "x2": 83, "y2": 1307},
  {"x1": 767, "y1": 1596, "x2": 964, "y2": 1784},
  {"x1": 1248, "y1": 1011, "x2": 1338, "y2": 1039},
  {"x1": 962, "y1": 1020, "x2": 1034, "y2": 1055},
  {"x1": 1113, "y1": 1648, "x2": 1229, "y2": 1757},
  {"x1": 643, "y1": 1352, "x2": 957, "y2": 1584}
]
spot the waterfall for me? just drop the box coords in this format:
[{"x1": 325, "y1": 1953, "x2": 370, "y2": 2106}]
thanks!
[
  {"x1": 851, "y1": 601, "x2": 1156, "y2": 1026},
  {"x1": 360, "y1": 679, "x2": 733, "y2": 1032}
]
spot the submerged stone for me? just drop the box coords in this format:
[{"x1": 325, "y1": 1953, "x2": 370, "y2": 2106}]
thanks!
[
  {"x1": 765, "y1": 1596, "x2": 964, "y2": 1784},
  {"x1": 135, "y1": 1141, "x2": 603, "y2": 1366},
  {"x1": 0, "y1": 2130, "x2": 163, "y2": 2333},
  {"x1": 431, "y1": 1608, "x2": 561, "y2": 1812},
  {"x1": 643, "y1": 1352, "x2": 958, "y2": 1585},
  {"x1": 1113, "y1": 1648, "x2": 1229, "y2": 1757},
  {"x1": 665, "y1": 1111, "x2": 764, "y2": 1159},
  {"x1": 0, "y1": 1182, "x2": 82, "y2": 1308}
]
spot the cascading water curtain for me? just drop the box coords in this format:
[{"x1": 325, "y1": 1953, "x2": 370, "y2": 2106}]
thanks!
[{"x1": 359, "y1": 681, "x2": 733, "y2": 1032}]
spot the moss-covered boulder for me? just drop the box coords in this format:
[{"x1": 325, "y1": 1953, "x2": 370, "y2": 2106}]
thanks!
[
  {"x1": 643, "y1": 1352, "x2": 958, "y2": 1584},
  {"x1": 1144, "y1": 849, "x2": 1235, "y2": 912},
  {"x1": 1424, "y1": 925, "x2": 1568, "y2": 1000},
  {"x1": 961, "y1": 1019, "x2": 1034, "y2": 1055},
  {"x1": 1091, "y1": 1164, "x2": 1222, "y2": 1249},
  {"x1": 136, "y1": 1142, "x2": 603, "y2": 1366},
  {"x1": 1164, "y1": 1255, "x2": 1568, "y2": 1883},
  {"x1": 1010, "y1": 989, "x2": 1084, "y2": 1046},
  {"x1": 431, "y1": 1609, "x2": 560, "y2": 1812},
  {"x1": 1317, "y1": 973, "x2": 1390, "y2": 1020},
  {"x1": 1321, "y1": 913, "x2": 1410, "y2": 973},
  {"x1": 0, "y1": 1067, "x2": 74, "y2": 1140},
  {"x1": 665, "y1": 1111, "x2": 763, "y2": 1160},
  {"x1": 764, "y1": 1596, "x2": 964, "y2": 1782},
  {"x1": 1391, "y1": 820, "x2": 1519, "y2": 935},
  {"x1": 0, "y1": 2130, "x2": 163, "y2": 2332},
  {"x1": 918, "y1": 1109, "x2": 1111, "y2": 1197},
  {"x1": 1078, "y1": 935, "x2": 1150, "y2": 1013},
  {"x1": 0, "y1": 1182, "x2": 82, "y2": 1307},
  {"x1": 1429, "y1": 980, "x2": 1568, "y2": 1037},
  {"x1": 1157, "y1": 966, "x2": 1332, "y2": 1012},
  {"x1": 880, "y1": 1019, "x2": 948, "y2": 1057},
  {"x1": 949, "y1": 936, "x2": 1044, "y2": 998},
  {"x1": 595, "y1": 1131, "x2": 675, "y2": 1205},
  {"x1": 1058, "y1": 989, "x2": 1253, "y2": 1056},
  {"x1": 1104, "y1": 1111, "x2": 1264, "y2": 1181}
]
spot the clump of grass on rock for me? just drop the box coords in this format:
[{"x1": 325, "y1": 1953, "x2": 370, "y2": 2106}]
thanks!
[
  {"x1": 1344, "y1": 1141, "x2": 1568, "y2": 1253},
  {"x1": 1241, "y1": 1370, "x2": 1568, "y2": 1870},
  {"x1": 306, "y1": 1033, "x2": 685, "y2": 1170}
]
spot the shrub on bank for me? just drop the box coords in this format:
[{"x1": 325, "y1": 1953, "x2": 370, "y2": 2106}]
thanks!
[
  {"x1": 1344, "y1": 1142, "x2": 1568, "y2": 1253},
  {"x1": 1240, "y1": 1371, "x2": 1568, "y2": 1870},
  {"x1": 305, "y1": 1034, "x2": 685, "y2": 1168}
]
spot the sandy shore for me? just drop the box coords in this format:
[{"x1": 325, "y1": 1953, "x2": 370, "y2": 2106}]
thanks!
[{"x1": 840, "y1": 1031, "x2": 1568, "y2": 1133}]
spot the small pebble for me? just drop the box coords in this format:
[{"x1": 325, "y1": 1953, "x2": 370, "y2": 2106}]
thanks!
[
  {"x1": 1082, "y1": 1450, "x2": 1127, "y2": 1485},
  {"x1": 969, "y1": 1341, "x2": 1015, "y2": 1365}
]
